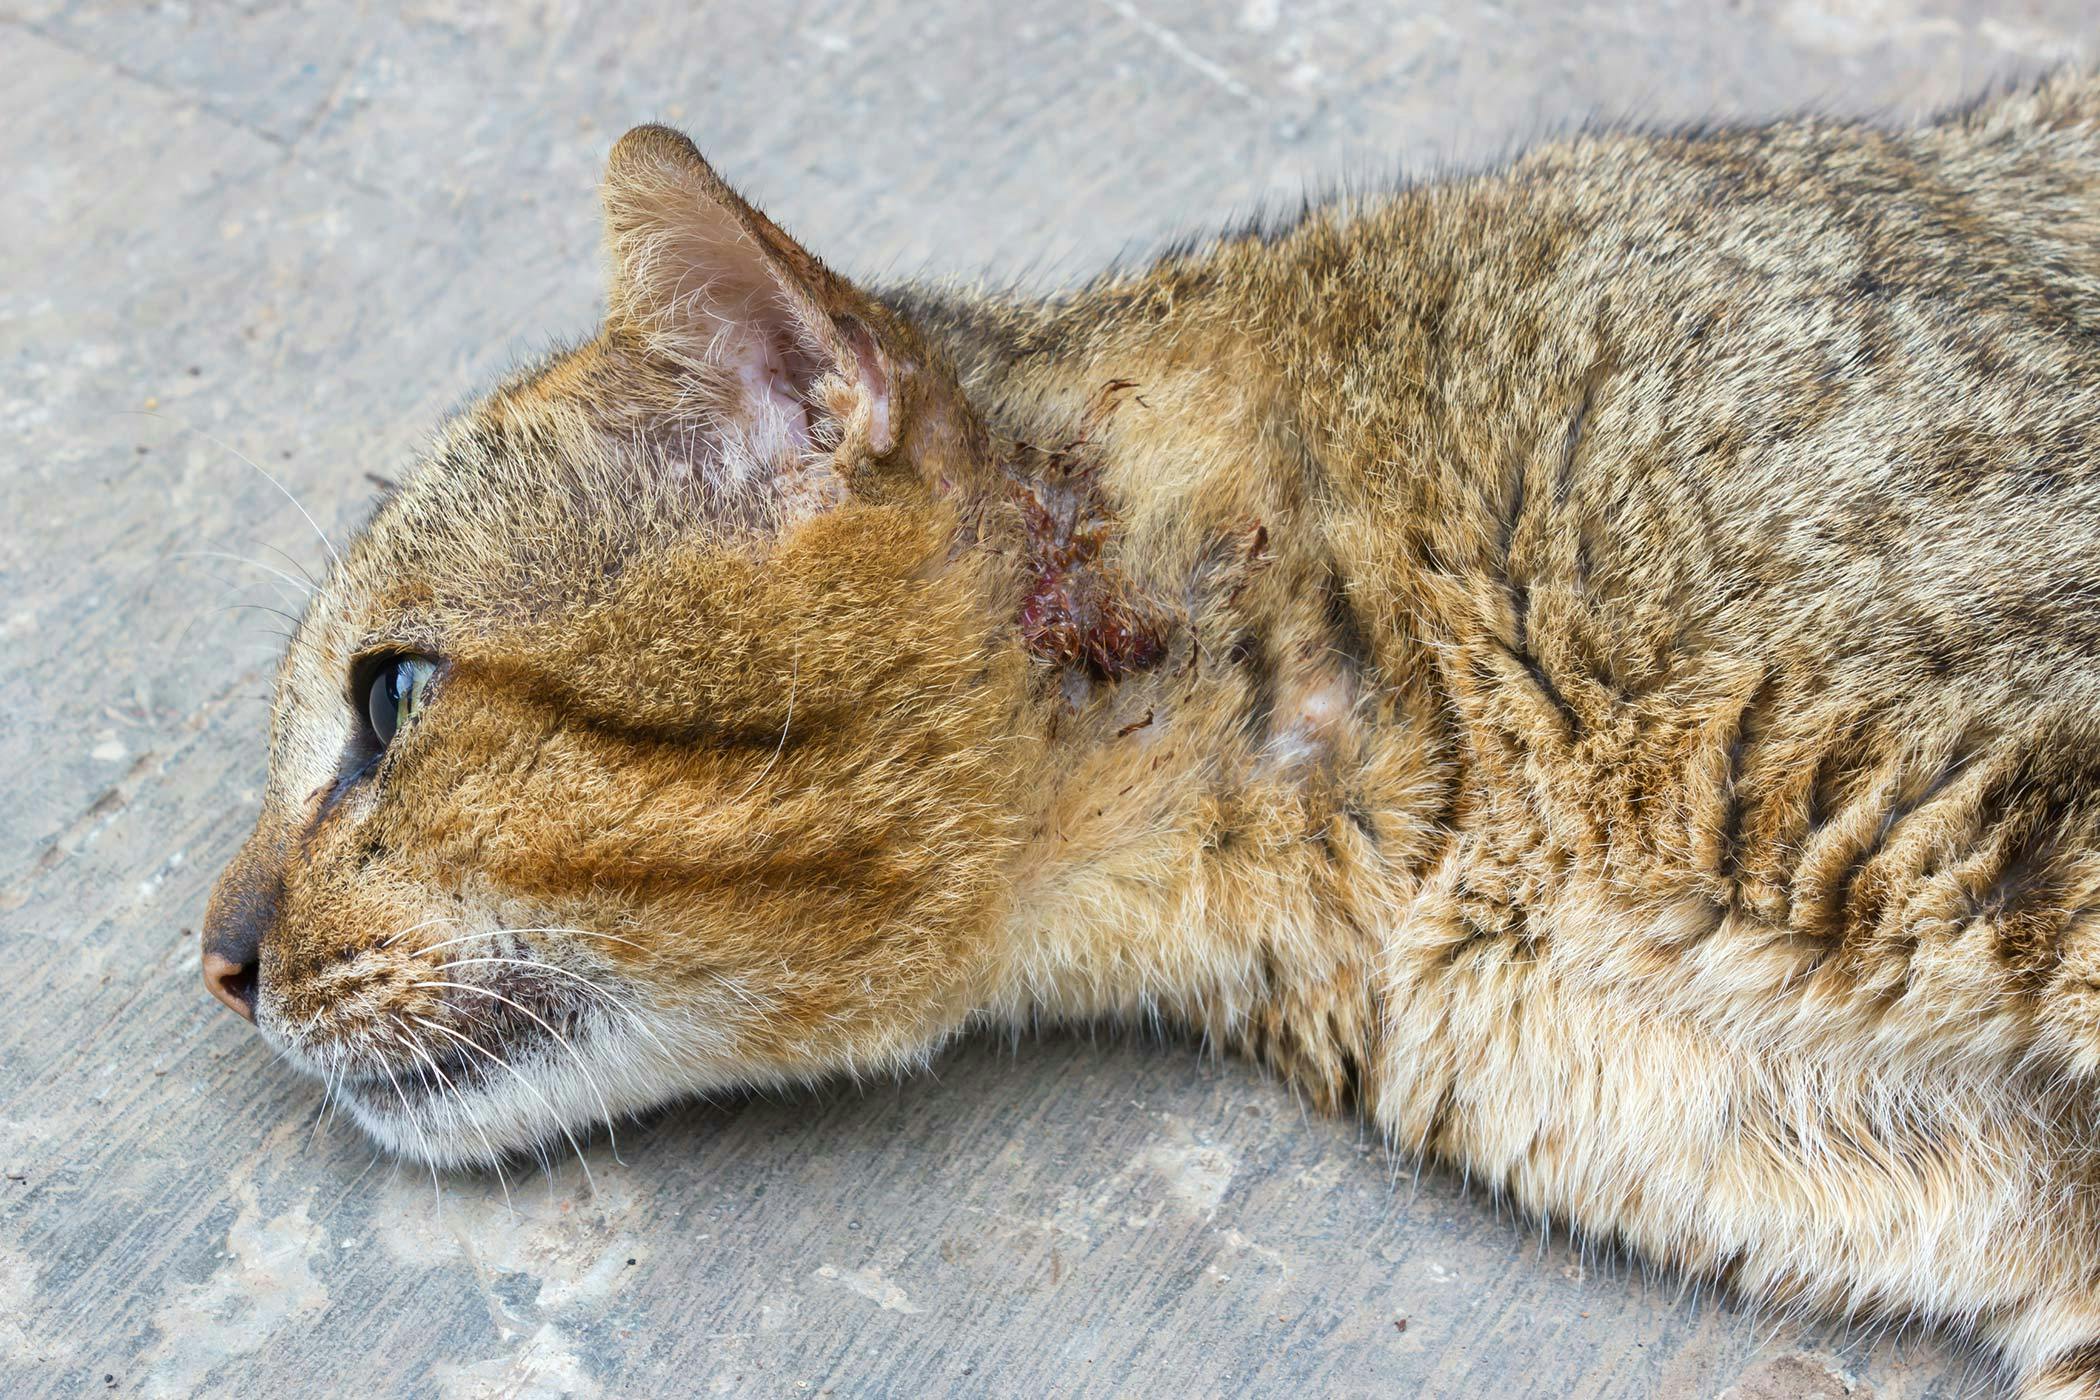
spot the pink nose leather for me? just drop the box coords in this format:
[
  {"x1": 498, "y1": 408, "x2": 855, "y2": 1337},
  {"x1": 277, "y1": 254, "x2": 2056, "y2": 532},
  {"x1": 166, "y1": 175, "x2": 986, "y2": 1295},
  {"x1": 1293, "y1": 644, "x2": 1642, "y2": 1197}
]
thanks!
[{"x1": 202, "y1": 948, "x2": 258, "y2": 1023}]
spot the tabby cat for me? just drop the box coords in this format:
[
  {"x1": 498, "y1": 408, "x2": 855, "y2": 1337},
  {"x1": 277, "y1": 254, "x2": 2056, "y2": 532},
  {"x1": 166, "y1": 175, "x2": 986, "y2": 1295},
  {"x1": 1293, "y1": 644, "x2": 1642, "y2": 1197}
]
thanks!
[{"x1": 202, "y1": 74, "x2": 2100, "y2": 1395}]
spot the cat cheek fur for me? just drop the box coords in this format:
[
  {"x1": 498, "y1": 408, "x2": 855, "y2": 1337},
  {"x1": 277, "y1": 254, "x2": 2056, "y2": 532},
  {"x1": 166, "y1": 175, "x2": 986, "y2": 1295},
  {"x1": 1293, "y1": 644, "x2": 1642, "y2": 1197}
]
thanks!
[{"x1": 431, "y1": 537, "x2": 1035, "y2": 1081}]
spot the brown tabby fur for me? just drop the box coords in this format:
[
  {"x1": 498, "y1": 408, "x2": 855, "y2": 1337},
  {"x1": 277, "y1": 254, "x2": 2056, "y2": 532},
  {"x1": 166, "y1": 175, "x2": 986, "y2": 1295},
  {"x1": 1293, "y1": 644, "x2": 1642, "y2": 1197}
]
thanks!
[{"x1": 205, "y1": 74, "x2": 2100, "y2": 1394}]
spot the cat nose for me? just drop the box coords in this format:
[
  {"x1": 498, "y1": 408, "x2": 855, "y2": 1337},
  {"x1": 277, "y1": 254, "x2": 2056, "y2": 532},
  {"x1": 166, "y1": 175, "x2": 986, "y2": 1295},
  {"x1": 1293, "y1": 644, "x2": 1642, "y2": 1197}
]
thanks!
[
  {"x1": 202, "y1": 947, "x2": 258, "y2": 1023},
  {"x1": 202, "y1": 827, "x2": 285, "y2": 1025}
]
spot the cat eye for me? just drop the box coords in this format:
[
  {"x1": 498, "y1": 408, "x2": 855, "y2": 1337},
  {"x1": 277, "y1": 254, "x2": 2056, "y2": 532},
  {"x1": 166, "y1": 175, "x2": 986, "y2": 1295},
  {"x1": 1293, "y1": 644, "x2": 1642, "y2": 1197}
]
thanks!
[{"x1": 363, "y1": 655, "x2": 439, "y2": 748}]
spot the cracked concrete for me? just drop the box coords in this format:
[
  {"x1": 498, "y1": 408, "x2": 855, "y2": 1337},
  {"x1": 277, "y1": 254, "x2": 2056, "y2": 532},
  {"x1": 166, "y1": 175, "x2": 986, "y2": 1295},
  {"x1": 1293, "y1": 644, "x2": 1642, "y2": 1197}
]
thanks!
[{"x1": 1, "y1": 1, "x2": 2089, "y2": 1395}]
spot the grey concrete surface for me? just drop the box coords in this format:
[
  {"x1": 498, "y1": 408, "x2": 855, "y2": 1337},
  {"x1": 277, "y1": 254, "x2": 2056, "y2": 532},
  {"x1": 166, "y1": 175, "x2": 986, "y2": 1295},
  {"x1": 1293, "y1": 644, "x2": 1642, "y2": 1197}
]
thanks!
[{"x1": 2, "y1": 2, "x2": 2093, "y2": 1396}]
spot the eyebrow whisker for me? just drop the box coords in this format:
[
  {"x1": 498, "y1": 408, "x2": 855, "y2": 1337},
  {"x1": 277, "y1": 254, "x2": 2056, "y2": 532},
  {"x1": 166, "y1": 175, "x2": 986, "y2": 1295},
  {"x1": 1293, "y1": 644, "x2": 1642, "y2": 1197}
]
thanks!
[
  {"x1": 130, "y1": 410, "x2": 344, "y2": 570},
  {"x1": 173, "y1": 549, "x2": 316, "y2": 599}
]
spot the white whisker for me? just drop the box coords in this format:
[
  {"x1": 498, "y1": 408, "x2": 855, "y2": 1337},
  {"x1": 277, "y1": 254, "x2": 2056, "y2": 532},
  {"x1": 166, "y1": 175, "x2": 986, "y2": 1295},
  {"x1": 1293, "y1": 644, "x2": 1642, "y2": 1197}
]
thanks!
[
  {"x1": 371, "y1": 1050, "x2": 441, "y2": 1212},
  {"x1": 413, "y1": 980, "x2": 624, "y2": 1166},
  {"x1": 396, "y1": 922, "x2": 653, "y2": 958},
  {"x1": 432, "y1": 955, "x2": 677, "y2": 1063},
  {"x1": 130, "y1": 410, "x2": 343, "y2": 569},
  {"x1": 224, "y1": 601, "x2": 301, "y2": 626},
  {"x1": 380, "y1": 914, "x2": 459, "y2": 950},
  {"x1": 344, "y1": 1152, "x2": 383, "y2": 1195},
  {"x1": 258, "y1": 540, "x2": 319, "y2": 590},
  {"x1": 173, "y1": 549, "x2": 316, "y2": 598},
  {"x1": 412, "y1": 1015, "x2": 597, "y2": 1196},
  {"x1": 308, "y1": 1062, "x2": 338, "y2": 1147},
  {"x1": 480, "y1": 925, "x2": 654, "y2": 954},
  {"x1": 387, "y1": 1017, "x2": 513, "y2": 1214},
  {"x1": 386, "y1": 1024, "x2": 455, "y2": 1208},
  {"x1": 404, "y1": 930, "x2": 491, "y2": 959}
]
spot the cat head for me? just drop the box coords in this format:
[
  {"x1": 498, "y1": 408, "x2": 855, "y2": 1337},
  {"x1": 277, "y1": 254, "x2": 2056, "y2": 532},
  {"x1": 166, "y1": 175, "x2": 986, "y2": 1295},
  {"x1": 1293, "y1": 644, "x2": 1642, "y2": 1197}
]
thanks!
[{"x1": 201, "y1": 127, "x2": 1037, "y2": 1166}]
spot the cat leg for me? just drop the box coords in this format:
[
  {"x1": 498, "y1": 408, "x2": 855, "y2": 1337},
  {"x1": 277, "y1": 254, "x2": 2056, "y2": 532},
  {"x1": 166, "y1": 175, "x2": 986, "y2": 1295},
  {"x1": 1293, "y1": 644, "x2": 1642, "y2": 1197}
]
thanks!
[
  {"x1": 1375, "y1": 937, "x2": 2100, "y2": 1394},
  {"x1": 1985, "y1": 1299, "x2": 2100, "y2": 1399}
]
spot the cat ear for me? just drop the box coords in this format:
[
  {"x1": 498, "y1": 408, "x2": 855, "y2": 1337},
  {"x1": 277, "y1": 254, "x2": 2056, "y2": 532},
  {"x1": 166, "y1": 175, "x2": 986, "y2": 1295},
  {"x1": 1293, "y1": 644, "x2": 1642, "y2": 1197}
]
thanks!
[{"x1": 598, "y1": 125, "x2": 895, "y2": 514}]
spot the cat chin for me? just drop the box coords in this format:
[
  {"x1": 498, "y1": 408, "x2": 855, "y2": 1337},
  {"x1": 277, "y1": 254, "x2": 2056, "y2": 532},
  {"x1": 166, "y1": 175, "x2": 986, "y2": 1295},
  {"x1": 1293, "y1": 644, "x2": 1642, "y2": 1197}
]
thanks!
[
  {"x1": 296, "y1": 1018, "x2": 691, "y2": 1170},
  {"x1": 337, "y1": 1086, "x2": 523, "y2": 1171},
  {"x1": 332, "y1": 1058, "x2": 638, "y2": 1170}
]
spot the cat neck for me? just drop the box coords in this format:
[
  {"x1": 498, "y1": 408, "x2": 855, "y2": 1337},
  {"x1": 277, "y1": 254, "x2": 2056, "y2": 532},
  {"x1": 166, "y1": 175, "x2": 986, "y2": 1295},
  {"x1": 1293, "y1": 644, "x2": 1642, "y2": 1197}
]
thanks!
[{"x1": 894, "y1": 276, "x2": 1452, "y2": 1113}]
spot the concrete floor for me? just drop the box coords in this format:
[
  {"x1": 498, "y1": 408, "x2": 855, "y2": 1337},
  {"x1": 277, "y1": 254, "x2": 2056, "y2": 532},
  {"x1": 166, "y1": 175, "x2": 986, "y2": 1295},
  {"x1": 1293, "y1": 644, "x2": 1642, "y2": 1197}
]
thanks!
[{"x1": 3, "y1": 2, "x2": 2094, "y2": 1396}]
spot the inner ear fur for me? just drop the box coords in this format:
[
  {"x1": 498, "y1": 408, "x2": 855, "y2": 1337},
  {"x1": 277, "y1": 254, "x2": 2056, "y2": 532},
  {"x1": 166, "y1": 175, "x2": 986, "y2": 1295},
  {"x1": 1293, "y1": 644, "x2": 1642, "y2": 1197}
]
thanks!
[{"x1": 597, "y1": 124, "x2": 898, "y2": 517}]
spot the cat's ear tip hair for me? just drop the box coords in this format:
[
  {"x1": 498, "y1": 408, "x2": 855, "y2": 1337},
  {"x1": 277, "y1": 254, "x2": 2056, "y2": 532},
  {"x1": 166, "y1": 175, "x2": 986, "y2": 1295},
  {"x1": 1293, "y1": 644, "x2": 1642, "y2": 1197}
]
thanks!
[
  {"x1": 604, "y1": 122, "x2": 725, "y2": 191},
  {"x1": 609, "y1": 122, "x2": 701, "y2": 163}
]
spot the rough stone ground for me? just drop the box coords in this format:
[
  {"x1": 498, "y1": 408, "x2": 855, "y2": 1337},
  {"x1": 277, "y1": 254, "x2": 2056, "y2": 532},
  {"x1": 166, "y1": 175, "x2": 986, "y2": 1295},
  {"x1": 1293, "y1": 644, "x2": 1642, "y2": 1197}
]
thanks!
[{"x1": 2, "y1": 2, "x2": 2092, "y2": 1395}]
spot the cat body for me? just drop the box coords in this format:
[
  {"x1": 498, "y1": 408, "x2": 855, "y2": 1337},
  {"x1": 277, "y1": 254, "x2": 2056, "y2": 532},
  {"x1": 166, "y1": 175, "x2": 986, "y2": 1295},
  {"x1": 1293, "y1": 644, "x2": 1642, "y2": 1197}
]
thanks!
[{"x1": 204, "y1": 75, "x2": 2100, "y2": 1394}]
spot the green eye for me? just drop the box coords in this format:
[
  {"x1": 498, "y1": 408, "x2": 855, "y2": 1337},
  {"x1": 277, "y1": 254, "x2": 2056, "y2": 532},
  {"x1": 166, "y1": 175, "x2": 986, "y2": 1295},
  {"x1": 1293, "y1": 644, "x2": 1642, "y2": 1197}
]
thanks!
[{"x1": 365, "y1": 656, "x2": 438, "y2": 748}]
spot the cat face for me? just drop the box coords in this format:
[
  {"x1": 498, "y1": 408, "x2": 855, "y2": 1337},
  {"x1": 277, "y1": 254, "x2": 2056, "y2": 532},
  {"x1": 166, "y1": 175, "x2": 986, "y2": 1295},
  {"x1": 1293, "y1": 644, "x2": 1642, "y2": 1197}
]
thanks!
[{"x1": 201, "y1": 127, "x2": 1033, "y2": 1165}]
